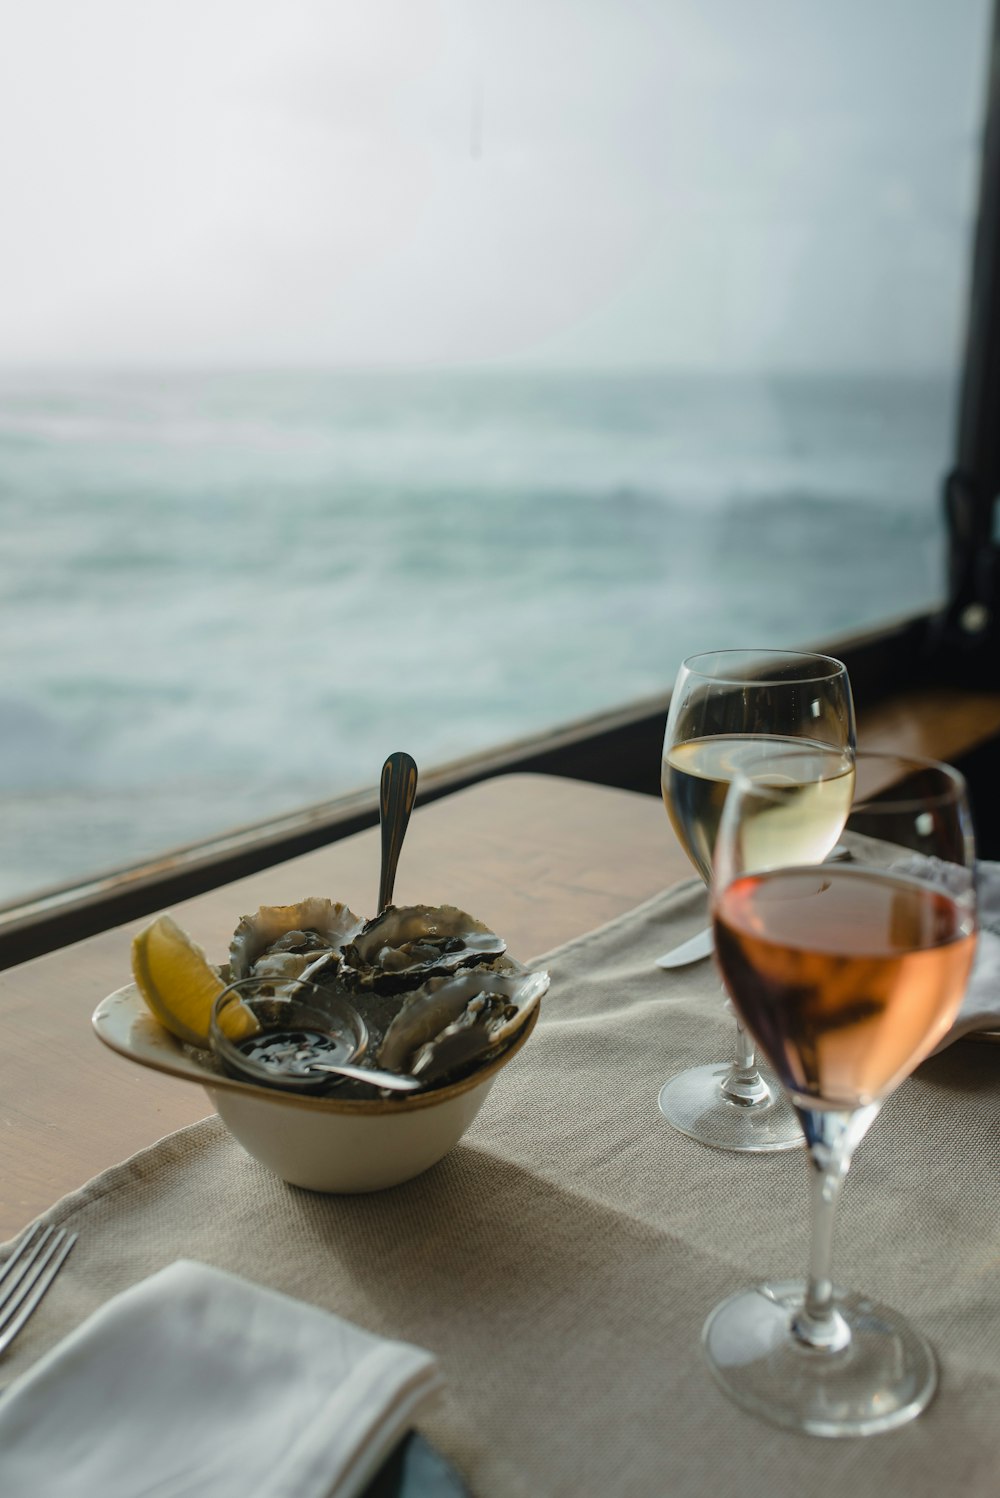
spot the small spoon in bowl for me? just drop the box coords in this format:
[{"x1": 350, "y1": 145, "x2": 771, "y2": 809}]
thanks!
[
  {"x1": 305, "y1": 1060, "x2": 422, "y2": 1093},
  {"x1": 297, "y1": 752, "x2": 419, "y2": 1094}
]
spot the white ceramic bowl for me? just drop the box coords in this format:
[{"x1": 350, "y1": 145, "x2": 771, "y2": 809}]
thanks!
[{"x1": 93, "y1": 983, "x2": 541, "y2": 1192}]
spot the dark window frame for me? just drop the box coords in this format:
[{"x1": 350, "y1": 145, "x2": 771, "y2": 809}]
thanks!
[{"x1": 931, "y1": 0, "x2": 1000, "y2": 683}]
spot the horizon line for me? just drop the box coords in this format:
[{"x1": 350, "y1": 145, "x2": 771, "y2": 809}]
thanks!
[{"x1": 0, "y1": 360, "x2": 960, "y2": 382}]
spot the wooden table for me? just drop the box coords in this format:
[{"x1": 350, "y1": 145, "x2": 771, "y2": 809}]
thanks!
[
  {"x1": 0, "y1": 775, "x2": 685, "y2": 1242},
  {"x1": 5, "y1": 678, "x2": 999, "y2": 1243}
]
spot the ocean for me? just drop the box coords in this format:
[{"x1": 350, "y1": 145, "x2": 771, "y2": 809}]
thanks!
[{"x1": 0, "y1": 368, "x2": 953, "y2": 906}]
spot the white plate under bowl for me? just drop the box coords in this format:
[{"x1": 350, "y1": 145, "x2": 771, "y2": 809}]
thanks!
[{"x1": 93, "y1": 982, "x2": 542, "y2": 1193}]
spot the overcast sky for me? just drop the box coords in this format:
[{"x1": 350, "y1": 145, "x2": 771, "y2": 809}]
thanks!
[{"x1": 0, "y1": 0, "x2": 992, "y2": 371}]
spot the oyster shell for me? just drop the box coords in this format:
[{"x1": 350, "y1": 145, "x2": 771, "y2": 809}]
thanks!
[
  {"x1": 341, "y1": 904, "x2": 506, "y2": 992},
  {"x1": 229, "y1": 898, "x2": 364, "y2": 985},
  {"x1": 376, "y1": 963, "x2": 548, "y2": 1085}
]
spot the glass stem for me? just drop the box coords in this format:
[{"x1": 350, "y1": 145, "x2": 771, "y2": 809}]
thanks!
[
  {"x1": 791, "y1": 1104, "x2": 880, "y2": 1352},
  {"x1": 720, "y1": 1001, "x2": 770, "y2": 1106}
]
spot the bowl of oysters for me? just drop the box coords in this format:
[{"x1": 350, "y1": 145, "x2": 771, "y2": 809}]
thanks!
[
  {"x1": 95, "y1": 893, "x2": 547, "y2": 1194},
  {"x1": 94, "y1": 753, "x2": 548, "y2": 1191}
]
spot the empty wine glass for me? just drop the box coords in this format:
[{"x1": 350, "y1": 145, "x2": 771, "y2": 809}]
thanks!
[
  {"x1": 657, "y1": 649, "x2": 855, "y2": 1151},
  {"x1": 703, "y1": 751, "x2": 977, "y2": 1435}
]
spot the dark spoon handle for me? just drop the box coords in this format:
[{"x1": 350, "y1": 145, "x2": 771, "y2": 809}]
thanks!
[{"x1": 378, "y1": 751, "x2": 418, "y2": 914}]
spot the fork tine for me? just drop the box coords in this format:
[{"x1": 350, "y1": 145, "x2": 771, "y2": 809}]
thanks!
[
  {"x1": 0, "y1": 1230, "x2": 77, "y2": 1357},
  {"x1": 0, "y1": 1230, "x2": 64, "y2": 1333},
  {"x1": 0, "y1": 1224, "x2": 50, "y2": 1293}
]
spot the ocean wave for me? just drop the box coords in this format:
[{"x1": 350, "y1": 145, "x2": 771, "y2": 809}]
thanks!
[{"x1": 0, "y1": 368, "x2": 952, "y2": 901}]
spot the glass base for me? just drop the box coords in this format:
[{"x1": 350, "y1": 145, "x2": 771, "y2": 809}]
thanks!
[
  {"x1": 703, "y1": 1281, "x2": 937, "y2": 1436},
  {"x1": 657, "y1": 1063, "x2": 802, "y2": 1152}
]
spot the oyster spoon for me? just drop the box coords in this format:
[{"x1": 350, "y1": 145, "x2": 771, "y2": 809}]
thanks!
[
  {"x1": 378, "y1": 750, "x2": 418, "y2": 914},
  {"x1": 304, "y1": 1059, "x2": 422, "y2": 1093}
]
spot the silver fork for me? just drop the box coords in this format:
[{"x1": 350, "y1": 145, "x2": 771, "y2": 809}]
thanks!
[{"x1": 0, "y1": 1224, "x2": 78, "y2": 1357}]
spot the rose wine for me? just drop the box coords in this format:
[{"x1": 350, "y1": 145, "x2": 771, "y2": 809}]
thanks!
[
  {"x1": 714, "y1": 867, "x2": 976, "y2": 1108},
  {"x1": 662, "y1": 735, "x2": 855, "y2": 883}
]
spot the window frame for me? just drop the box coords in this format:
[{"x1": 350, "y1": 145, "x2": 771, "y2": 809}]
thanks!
[{"x1": 935, "y1": 0, "x2": 1000, "y2": 678}]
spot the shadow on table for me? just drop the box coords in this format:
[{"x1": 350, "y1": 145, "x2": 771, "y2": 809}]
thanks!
[
  {"x1": 916, "y1": 1039, "x2": 1000, "y2": 1098},
  {"x1": 281, "y1": 1140, "x2": 993, "y2": 1498}
]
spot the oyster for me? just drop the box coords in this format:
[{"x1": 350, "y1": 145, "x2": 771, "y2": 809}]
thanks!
[
  {"x1": 341, "y1": 904, "x2": 506, "y2": 992},
  {"x1": 377, "y1": 964, "x2": 548, "y2": 1085},
  {"x1": 229, "y1": 898, "x2": 364, "y2": 985}
]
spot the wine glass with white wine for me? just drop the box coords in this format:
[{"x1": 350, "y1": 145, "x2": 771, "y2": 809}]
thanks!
[{"x1": 657, "y1": 649, "x2": 855, "y2": 1152}]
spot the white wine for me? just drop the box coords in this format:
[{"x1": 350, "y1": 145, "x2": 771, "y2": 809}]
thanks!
[{"x1": 662, "y1": 734, "x2": 855, "y2": 883}]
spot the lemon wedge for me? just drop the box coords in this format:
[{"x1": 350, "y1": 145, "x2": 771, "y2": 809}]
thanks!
[{"x1": 131, "y1": 914, "x2": 226, "y2": 1049}]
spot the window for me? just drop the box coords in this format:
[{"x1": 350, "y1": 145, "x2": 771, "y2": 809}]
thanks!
[{"x1": 0, "y1": 1, "x2": 992, "y2": 905}]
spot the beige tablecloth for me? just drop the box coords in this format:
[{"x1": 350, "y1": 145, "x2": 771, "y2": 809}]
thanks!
[{"x1": 4, "y1": 880, "x2": 1000, "y2": 1496}]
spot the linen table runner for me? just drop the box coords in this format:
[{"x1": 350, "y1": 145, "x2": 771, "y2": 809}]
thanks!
[{"x1": 4, "y1": 879, "x2": 999, "y2": 1497}]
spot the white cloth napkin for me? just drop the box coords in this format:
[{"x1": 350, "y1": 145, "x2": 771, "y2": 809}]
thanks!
[
  {"x1": 826, "y1": 849, "x2": 999, "y2": 1049},
  {"x1": 0, "y1": 1259, "x2": 443, "y2": 1498},
  {"x1": 944, "y1": 859, "x2": 1000, "y2": 1047},
  {"x1": 945, "y1": 927, "x2": 1000, "y2": 1045}
]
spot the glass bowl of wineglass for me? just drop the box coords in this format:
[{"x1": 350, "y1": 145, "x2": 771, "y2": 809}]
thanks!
[
  {"x1": 703, "y1": 751, "x2": 977, "y2": 1435},
  {"x1": 657, "y1": 648, "x2": 856, "y2": 1151}
]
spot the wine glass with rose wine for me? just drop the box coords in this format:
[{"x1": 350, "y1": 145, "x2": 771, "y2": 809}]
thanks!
[
  {"x1": 703, "y1": 751, "x2": 977, "y2": 1435},
  {"x1": 658, "y1": 649, "x2": 856, "y2": 1152}
]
